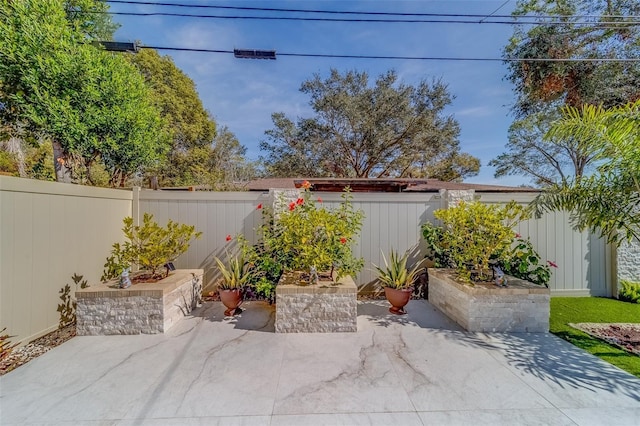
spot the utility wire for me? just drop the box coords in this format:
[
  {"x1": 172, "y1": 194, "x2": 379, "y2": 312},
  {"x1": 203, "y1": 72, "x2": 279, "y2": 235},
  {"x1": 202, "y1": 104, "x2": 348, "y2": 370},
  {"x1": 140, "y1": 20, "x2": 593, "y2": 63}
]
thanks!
[
  {"x1": 140, "y1": 45, "x2": 640, "y2": 62},
  {"x1": 102, "y1": 0, "x2": 640, "y2": 20},
  {"x1": 93, "y1": 10, "x2": 640, "y2": 26},
  {"x1": 479, "y1": 0, "x2": 511, "y2": 23}
]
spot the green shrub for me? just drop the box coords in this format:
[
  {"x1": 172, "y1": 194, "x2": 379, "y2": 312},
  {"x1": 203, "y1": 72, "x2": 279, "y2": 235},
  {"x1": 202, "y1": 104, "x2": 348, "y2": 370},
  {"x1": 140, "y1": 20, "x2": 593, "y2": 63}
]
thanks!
[
  {"x1": 428, "y1": 201, "x2": 527, "y2": 282},
  {"x1": 102, "y1": 213, "x2": 201, "y2": 281},
  {"x1": 273, "y1": 186, "x2": 365, "y2": 279},
  {"x1": 497, "y1": 236, "x2": 553, "y2": 287},
  {"x1": 619, "y1": 280, "x2": 640, "y2": 304},
  {"x1": 237, "y1": 234, "x2": 284, "y2": 303},
  {"x1": 232, "y1": 184, "x2": 365, "y2": 298}
]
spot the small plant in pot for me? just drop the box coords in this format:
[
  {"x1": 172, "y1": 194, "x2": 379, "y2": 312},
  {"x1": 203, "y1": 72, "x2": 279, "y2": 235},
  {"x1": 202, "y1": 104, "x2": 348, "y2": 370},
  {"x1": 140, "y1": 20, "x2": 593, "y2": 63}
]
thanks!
[
  {"x1": 214, "y1": 253, "x2": 250, "y2": 316},
  {"x1": 374, "y1": 249, "x2": 424, "y2": 315}
]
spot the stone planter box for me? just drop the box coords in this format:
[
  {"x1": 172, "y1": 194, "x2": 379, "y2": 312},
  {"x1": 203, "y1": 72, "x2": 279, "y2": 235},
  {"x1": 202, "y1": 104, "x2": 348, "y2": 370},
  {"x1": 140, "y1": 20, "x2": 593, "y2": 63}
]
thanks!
[
  {"x1": 275, "y1": 272, "x2": 357, "y2": 333},
  {"x1": 428, "y1": 268, "x2": 550, "y2": 332},
  {"x1": 76, "y1": 269, "x2": 203, "y2": 335}
]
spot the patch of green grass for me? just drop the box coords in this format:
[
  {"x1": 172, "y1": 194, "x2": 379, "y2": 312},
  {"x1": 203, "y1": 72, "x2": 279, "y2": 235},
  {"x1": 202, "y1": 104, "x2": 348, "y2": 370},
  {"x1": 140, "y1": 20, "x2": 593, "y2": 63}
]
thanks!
[{"x1": 550, "y1": 297, "x2": 640, "y2": 378}]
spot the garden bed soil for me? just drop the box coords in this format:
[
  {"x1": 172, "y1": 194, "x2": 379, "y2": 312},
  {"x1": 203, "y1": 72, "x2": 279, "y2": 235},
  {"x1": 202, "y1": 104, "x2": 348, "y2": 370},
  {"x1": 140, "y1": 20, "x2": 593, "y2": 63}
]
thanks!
[{"x1": 570, "y1": 323, "x2": 640, "y2": 356}]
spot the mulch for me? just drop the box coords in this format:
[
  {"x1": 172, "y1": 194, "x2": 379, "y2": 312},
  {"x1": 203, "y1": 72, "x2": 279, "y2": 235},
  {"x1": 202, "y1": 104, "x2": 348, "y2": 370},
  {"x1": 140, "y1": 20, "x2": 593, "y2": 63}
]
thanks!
[{"x1": 570, "y1": 323, "x2": 640, "y2": 356}]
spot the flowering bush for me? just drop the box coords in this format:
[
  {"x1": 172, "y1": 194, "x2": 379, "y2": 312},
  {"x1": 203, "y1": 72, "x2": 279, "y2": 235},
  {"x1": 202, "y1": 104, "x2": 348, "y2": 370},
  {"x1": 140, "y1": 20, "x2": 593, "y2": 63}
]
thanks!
[
  {"x1": 273, "y1": 185, "x2": 365, "y2": 280},
  {"x1": 236, "y1": 184, "x2": 365, "y2": 296}
]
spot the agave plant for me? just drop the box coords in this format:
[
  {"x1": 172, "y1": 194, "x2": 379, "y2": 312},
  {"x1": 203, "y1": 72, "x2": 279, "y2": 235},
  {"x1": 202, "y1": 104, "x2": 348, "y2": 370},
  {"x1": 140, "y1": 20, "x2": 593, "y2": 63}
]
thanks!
[
  {"x1": 373, "y1": 249, "x2": 424, "y2": 290},
  {"x1": 214, "y1": 253, "x2": 251, "y2": 290}
]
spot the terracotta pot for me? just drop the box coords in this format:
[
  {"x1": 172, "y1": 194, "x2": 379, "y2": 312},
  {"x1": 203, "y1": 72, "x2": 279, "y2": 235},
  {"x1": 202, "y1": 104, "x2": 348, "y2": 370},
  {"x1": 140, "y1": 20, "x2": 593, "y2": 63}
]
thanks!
[
  {"x1": 384, "y1": 286, "x2": 413, "y2": 315},
  {"x1": 219, "y1": 288, "x2": 243, "y2": 316}
]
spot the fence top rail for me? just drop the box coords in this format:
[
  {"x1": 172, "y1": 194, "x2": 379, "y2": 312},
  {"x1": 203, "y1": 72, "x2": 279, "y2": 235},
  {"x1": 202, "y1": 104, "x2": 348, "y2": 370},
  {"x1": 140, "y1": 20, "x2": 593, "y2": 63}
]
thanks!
[
  {"x1": 136, "y1": 188, "x2": 538, "y2": 204},
  {"x1": 0, "y1": 176, "x2": 133, "y2": 201}
]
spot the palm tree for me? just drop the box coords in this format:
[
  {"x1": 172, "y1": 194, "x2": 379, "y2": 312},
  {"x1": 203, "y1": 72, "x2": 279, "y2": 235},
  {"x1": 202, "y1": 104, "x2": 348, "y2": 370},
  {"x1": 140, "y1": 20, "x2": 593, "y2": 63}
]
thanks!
[{"x1": 532, "y1": 100, "x2": 640, "y2": 244}]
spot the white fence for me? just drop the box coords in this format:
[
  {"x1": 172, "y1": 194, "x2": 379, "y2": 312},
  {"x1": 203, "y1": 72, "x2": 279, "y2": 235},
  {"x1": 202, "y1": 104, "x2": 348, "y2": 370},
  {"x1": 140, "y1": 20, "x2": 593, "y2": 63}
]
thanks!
[
  {"x1": 0, "y1": 177, "x2": 132, "y2": 345},
  {"x1": 138, "y1": 189, "x2": 615, "y2": 297},
  {"x1": 0, "y1": 177, "x2": 616, "y2": 345}
]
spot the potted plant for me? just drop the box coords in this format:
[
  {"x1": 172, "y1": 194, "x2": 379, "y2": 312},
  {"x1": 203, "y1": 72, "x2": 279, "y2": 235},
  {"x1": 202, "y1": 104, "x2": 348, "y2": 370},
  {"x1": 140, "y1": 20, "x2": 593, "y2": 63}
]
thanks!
[
  {"x1": 374, "y1": 249, "x2": 424, "y2": 315},
  {"x1": 214, "y1": 253, "x2": 250, "y2": 316}
]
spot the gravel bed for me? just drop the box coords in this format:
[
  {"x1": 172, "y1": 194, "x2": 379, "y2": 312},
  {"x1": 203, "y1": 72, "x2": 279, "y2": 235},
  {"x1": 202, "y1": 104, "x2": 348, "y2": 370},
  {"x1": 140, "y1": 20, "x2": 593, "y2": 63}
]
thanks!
[{"x1": 0, "y1": 325, "x2": 76, "y2": 376}]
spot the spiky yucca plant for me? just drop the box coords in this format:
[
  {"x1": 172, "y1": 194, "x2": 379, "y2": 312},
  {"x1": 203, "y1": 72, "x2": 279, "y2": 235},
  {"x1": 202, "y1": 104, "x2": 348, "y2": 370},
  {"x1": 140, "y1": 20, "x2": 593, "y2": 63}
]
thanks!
[
  {"x1": 373, "y1": 249, "x2": 424, "y2": 290},
  {"x1": 215, "y1": 253, "x2": 251, "y2": 290}
]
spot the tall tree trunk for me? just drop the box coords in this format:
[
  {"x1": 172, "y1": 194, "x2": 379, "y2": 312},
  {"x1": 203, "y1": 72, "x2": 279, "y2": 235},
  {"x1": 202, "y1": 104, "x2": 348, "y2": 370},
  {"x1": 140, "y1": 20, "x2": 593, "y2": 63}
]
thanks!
[
  {"x1": 5, "y1": 137, "x2": 26, "y2": 177},
  {"x1": 52, "y1": 140, "x2": 73, "y2": 183}
]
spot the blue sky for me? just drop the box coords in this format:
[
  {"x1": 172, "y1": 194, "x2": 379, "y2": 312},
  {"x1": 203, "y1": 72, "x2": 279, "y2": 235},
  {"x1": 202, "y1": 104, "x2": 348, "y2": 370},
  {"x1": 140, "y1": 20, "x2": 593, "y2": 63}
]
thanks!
[{"x1": 112, "y1": 0, "x2": 530, "y2": 186}]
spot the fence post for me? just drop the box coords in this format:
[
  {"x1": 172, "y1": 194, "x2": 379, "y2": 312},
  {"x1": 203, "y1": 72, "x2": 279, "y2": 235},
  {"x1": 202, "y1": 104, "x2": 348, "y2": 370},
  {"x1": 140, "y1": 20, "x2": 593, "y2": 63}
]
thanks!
[{"x1": 132, "y1": 186, "x2": 140, "y2": 227}]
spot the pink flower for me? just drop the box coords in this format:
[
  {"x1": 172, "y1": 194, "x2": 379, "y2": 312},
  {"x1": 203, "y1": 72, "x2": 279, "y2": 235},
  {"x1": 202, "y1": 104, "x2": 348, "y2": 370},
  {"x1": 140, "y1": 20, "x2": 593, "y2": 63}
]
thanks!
[
  {"x1": 288, "y1": 202, "x2": 296, "y2": 211},
  {"x1": 340, "y1": 237, "x2": 347, "y2": 244},
  {"x1": 301, "y1": 180, "x2": 311, "y2": 189},
  {"x1": 317, "y1": 197, "x2": 323, "y2": 203},
  {"x1": 296, "y1": 197, "x2": 304, "y2": 205},
  {"x1": 547, "y1": 260, "x2": 558, "y2": 268},
  {"x1": 226, "y1": 234, "x2": 232, "y2": 242},
  {"x1": 515, "y1": 233, "x2": 521, "y2": 238},
  {"x1": 256, "y1": 203, "x2": 262, "y2": 210}
]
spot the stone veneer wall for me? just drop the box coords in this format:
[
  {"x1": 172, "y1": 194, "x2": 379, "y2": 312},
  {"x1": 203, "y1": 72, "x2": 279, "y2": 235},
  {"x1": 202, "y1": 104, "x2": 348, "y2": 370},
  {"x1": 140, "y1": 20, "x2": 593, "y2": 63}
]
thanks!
[
  {"x1": 76, "y1": 269, "x2": 203, "y2": 335},
  {"x1": 428, "y1": 269, "x2": 550, "y2": 333},
  {"x1": 618, "y1": 239, "x2": 640, "y2": 283},
  {"x1": 275, "y1": 272, "x2": 357, "y2": 333}
]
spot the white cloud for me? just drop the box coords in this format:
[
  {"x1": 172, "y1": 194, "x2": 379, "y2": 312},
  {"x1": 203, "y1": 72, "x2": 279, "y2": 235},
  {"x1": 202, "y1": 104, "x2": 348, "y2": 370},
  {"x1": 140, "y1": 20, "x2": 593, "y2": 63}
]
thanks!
[{"x1": 455, "y1": 106, "x2": 495, "y2": 117}]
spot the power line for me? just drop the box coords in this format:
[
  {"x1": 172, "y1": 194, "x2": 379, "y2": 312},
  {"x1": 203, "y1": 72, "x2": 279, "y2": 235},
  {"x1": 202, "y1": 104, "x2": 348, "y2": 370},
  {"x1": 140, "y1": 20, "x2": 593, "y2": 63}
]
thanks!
[
  {"x1": 479, "y1": 0, "x2": 511, "y2": 23},
  {"x1": 102, "y1": 0, "x2": 640, "y2": 20},
  {"x1": 139, "y1": 45, "x2": 640, "y2": 62},
  {"x1": 94, "y1": 10, "x2": 640, "y2": 26}
]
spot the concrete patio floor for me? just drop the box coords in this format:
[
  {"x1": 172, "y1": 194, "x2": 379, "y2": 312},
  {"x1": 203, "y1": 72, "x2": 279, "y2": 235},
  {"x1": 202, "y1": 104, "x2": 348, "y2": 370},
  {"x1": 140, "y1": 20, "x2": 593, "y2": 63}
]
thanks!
[{"x1": 1, "y1": 300, "x2": 639, "y2": 426}]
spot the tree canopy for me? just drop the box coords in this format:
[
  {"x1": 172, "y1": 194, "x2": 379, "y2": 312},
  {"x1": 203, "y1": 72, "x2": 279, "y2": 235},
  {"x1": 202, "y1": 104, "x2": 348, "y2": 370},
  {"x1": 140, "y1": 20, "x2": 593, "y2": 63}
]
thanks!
[
  {"x1": 493, "y1": 0, "x2": 640, "y2": 186},
  {"x1": 0, "y1": 0, "x2": 167, "y2": 186},
  {"x1": 128, "y1": 48, "x2": 222, "y2": 187},
  {"x1": 260, "y1": 69, "x2": 479, "y2": 181}
]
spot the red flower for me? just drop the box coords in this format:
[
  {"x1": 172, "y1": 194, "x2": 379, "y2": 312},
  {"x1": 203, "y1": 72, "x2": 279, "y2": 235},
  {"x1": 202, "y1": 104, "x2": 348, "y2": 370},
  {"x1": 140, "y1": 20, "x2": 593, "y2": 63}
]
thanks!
[
  {"x1": 301, "y1": 180, "x2": 311, "y2": 189},
  {"x1": 317, "y1": 197, "x2": 323, "y2": 203},
  {"x1": 340, "y1": 237, "x2": 347, "y2": 244},
  {"x1": 296, "y1": 197, "x2": 304, "y2": 205},
  {"x1": 547, "y1": 260, "x2": 558, "y2": 268},
  {"x1": 515, "y1": 233, "x2": 521, "y2": 238},
  {"x1": 226, "y1": 234, "x2": 232, "y2": 242},
  {"x1": 288, "y1": 202, "x2": 296, "y2": 211},
  {"x1": 256, "y1": 203, "x2": 262, "y2": 210}
]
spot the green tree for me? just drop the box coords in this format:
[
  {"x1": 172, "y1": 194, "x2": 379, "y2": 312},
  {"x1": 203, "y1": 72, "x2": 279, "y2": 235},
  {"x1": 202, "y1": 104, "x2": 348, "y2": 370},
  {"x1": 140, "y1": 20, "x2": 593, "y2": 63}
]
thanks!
[
  {"x1": 63, "y1": 0, "x2": 119, "y2": 40},
  {"x1": 532, "y1": 100, "x2": 640, "y2": 244},
  {"x1": 0, "y1": 0, "x2": 167, "y2": 186},
  {"x1": 128, "y1": 49, "x2": 216, "y2": 152},
  {"x1": 211, "y1": 126, "x2": 260, "y2": 189},
  {"x1": 490, "y1": 108, "x2": 598, "y2": 185},
  {"x1": 493, "y1": 0, "x2": 640, "y2": 185},
  {"x1": 129, "y1": 49, "x2": 260, "y2": 188},
  {"x1": 261, "y1": 69, "x2": 478, "y2": 181}
]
